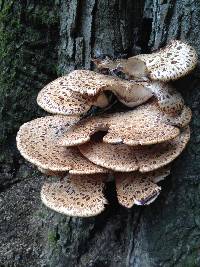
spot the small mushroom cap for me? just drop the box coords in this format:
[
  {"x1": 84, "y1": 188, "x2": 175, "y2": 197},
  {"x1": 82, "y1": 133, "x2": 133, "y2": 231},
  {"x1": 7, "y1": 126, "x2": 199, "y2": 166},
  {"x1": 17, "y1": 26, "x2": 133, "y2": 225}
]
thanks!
[
  {"x1": 126, "y1": 40, "x2": 198, "y2": 81},
  {"x1": 59, "y1": 101, "x2": 182, "y2": 147},
  {"x1": 16, "y1": 116, "x2": 107, "y2": 174},
  {"x1": 115, "y1": 170, "x2": 163, "y2": 208},
  {"x1": 41, "y1": 174, "x2": 108, "y2": 217},
  {"x1": 78, "y1": 127, "x2": 190, "y2": 172},
  {"x1": 37, "y1": 77, "x2": 109, "y2": 115}
]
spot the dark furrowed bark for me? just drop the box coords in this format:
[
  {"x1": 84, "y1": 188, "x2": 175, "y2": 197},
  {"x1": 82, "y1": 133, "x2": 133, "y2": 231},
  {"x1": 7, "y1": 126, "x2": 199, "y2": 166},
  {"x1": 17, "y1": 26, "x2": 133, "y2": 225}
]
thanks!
[
  {"x1": 1, "y1": 0, "x2": 200, "y2": 266},
  {"x1": 45, "y1": 1, "x2": 200, "y2": 267}
]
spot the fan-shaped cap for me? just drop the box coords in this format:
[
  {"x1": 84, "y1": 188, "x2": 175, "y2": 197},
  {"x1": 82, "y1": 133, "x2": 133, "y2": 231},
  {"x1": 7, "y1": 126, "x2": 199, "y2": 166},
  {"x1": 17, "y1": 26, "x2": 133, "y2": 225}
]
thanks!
[
  {"x1": 41, "y1": 174, "x2": 107, "y2": 217},
  {"x1": 16, "y1": 116, "x2": 107, "y2": 174},
  {"x1": 125, "y1": 40, "x2": 198, "y2": 81},
  {"x1": 78, "y1": 127, "x2": 190, "y2": 172},
  {"x1": 59, "y1": 101, "x2": 185, "y2": 147},
  {"x1": 115, "y1": 170, "x2": 164, "y2": 207},
  {"x1": 37, "y1": 70, "x2": 152, "y2": 113},
  {"x1": 37, "y1": 78, "x2": 109, "y2": 115}
]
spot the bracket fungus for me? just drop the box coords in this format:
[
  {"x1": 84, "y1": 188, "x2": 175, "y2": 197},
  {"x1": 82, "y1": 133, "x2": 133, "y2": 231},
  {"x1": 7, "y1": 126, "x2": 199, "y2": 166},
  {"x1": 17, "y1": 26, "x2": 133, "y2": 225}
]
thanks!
[
  {"x1": 78, "y1": 126, "x2": 190, "y2": 173},
  {"x1": 123, "y1": 40, "x2": 198, "y2": 81},
  {"x1": 59, "y1": 101, "x2": 191, "y2": 147},
  {"x1": 115, "y1": 167, "x2": 171, "y2": 208},
  {"x1": 37, "y1": 70, "x2": 153, "y2": 115},
  {"x1": 16, "y1": 40, "x2": 196, "y2": 217},
  {"x1": 41, "y1": 174, "x2": 108, "y2": 217},
  {"x1": 16, "y1": 116, "x2": 107, "y2": 174}
]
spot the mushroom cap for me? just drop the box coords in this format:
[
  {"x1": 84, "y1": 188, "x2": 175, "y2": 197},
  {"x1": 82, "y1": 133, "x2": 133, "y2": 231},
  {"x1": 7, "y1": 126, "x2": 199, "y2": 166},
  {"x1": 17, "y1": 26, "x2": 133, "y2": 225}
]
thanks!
[
  {"x1": 37, "y1": 77, "x2": 109, "y2": 115},
  {"x1": 16, "y1": 116, "x2": 107, "y2": 174},
  {"x1": 59, "y1": 101, "x2": 183, "y2": 147},
  {"x1": 126, "y1": 40, "x2": 198, "y2": 81},
  {"x1": 145, "y1": 81, "x2": 184, "y2": 114},
  {"x1": 37, "y1": 70, "x2": 152, "y2": 113},
  {"x1": 78, "y1": 127, "x2": 190, "y2": 173},
  {"x1": 115, "y1": 170, "x2": 164, "y2": 208},
  {"x1": 41, "y1": 174, "x2": 108, "y2": 217},
  {"x1": 162, "y1": 105, "x2": 192, "y2": 128}
]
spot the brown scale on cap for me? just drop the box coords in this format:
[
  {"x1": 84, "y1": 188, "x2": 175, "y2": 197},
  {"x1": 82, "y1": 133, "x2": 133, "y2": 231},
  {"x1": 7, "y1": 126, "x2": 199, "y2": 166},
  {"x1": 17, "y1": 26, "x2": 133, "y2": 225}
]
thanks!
[
  {"x1": 59, "y1": 101, "x2": 189, "y2": 147},
  {"x1": 94, "y1": 57, "x2": 185, "y2": 115},
  {"x1": 16, "y1": 116, "x2": 108, "y2": 174},
  {"x1": 162, "y1": 105, "x2": 192, "y2": 128},
  {"x1": 125, "y1": 40, "x2": 198, "y2": 81},
  {"x1": 37, "y1": 70, "x2": 153, "y2": 113},
  {"x1": 37, "y1": 77, "x2": 109, "y2": 115},
  {"x1": 115, "y1": 170, "x2": 166, "y2": 207},
  {"x1": 78, "y1": 127, "x2": 190, "y2": 173},
  {"x1": 41, "y1": 174, "x2": 108, "y2": 217},
  {"x1": 144, "y1": 81, "x2": 184, "y2": 115}
]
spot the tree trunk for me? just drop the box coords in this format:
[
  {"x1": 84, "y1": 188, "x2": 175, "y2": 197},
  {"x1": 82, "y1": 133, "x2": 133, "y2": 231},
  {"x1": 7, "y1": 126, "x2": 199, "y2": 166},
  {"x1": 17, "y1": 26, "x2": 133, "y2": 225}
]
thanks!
[{"x1": 1, "y1": 0, "x2": 200, "y2": 267}]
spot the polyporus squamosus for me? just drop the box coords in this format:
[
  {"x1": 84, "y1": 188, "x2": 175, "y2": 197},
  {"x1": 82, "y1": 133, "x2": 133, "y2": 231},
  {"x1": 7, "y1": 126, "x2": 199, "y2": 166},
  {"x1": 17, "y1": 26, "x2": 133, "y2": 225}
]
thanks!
[
  {"x1": 115, "y1": 168, "x2": 169, "y2": 208},
  {"x1": 16, "y1": 40, "x2": 196, "y2": 217},
  {"x1": 58, "y1": 101, "x2": 191, "y2": 147},
  {"x1": 16, "y1": 116, "x2": 108, "y2": 174},
  {"x1": 37, "y1": 69, "x2": 186, "y2": 116},
  {"x1": 37, "y1": 69, "x2": 153, "y2": 114},
  {"x1": 95, "y1": 40, "x2": 197, "y2": 82},
  {"x1": 78, "y1": 127, "x2": 190, "y2": 173},
  {"x1": 41, "y1": 174, "x2": 108, "y2": 217}
]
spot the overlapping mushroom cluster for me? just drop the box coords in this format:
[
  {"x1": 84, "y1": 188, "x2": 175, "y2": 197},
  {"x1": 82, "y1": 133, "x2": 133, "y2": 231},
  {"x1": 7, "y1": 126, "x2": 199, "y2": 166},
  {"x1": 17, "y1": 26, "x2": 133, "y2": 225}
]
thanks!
[{"x1": 16, "y1": 40, "x2": 197, "y2": 217}]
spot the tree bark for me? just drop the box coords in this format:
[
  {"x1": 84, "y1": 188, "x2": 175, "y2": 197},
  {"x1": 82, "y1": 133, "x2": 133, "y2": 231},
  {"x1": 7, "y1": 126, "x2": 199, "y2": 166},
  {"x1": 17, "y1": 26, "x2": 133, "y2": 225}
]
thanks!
[{"x1": 0, "y1": 0, "x2": 200, "y2": 267}]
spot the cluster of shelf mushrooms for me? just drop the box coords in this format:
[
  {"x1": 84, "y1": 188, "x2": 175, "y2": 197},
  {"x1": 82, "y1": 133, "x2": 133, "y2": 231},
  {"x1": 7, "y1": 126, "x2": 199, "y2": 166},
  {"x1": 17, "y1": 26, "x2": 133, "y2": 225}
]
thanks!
[{"x1": 17, "y1": 40, "x2": 197, "y2": 217}]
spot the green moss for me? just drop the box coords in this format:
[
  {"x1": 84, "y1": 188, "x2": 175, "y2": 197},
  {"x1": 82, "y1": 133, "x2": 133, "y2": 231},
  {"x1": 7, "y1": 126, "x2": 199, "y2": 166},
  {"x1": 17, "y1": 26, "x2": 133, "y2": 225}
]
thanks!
[
  {"x1": 48, "y1": 230, "x2": 59, "y2": 247},
  {"x1": 0, "y1": 0, "x2": 59, "y2": 145}
]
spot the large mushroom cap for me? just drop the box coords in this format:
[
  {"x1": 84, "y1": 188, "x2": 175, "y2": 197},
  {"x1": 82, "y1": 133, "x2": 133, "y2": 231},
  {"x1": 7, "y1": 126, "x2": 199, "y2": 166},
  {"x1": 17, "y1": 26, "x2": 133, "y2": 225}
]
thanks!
[
  {"x1": 41, "y1": 174, "x2": 108, "y2": 217},
  {"x1": 37, "y1": 77, "x2": 109, "y2": 115},
  {"x1": 59, "y1": 101, "x2": 186, "y2": 147},
  {"x1": 78, "y1": 127, "x2": 190, "y2": 173},
  {"x1": 115, "y1": 170, "x2": 165, "y2": 208},
  {"x1": 16, "y1": 116, "x2": 107, "y2": 174},
  {"x1": 125, "y1": 40, "x2": 198, "y2": 81},
  {"x1": 37, "y1": 70, "x2": 152, "y2": 114}
]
